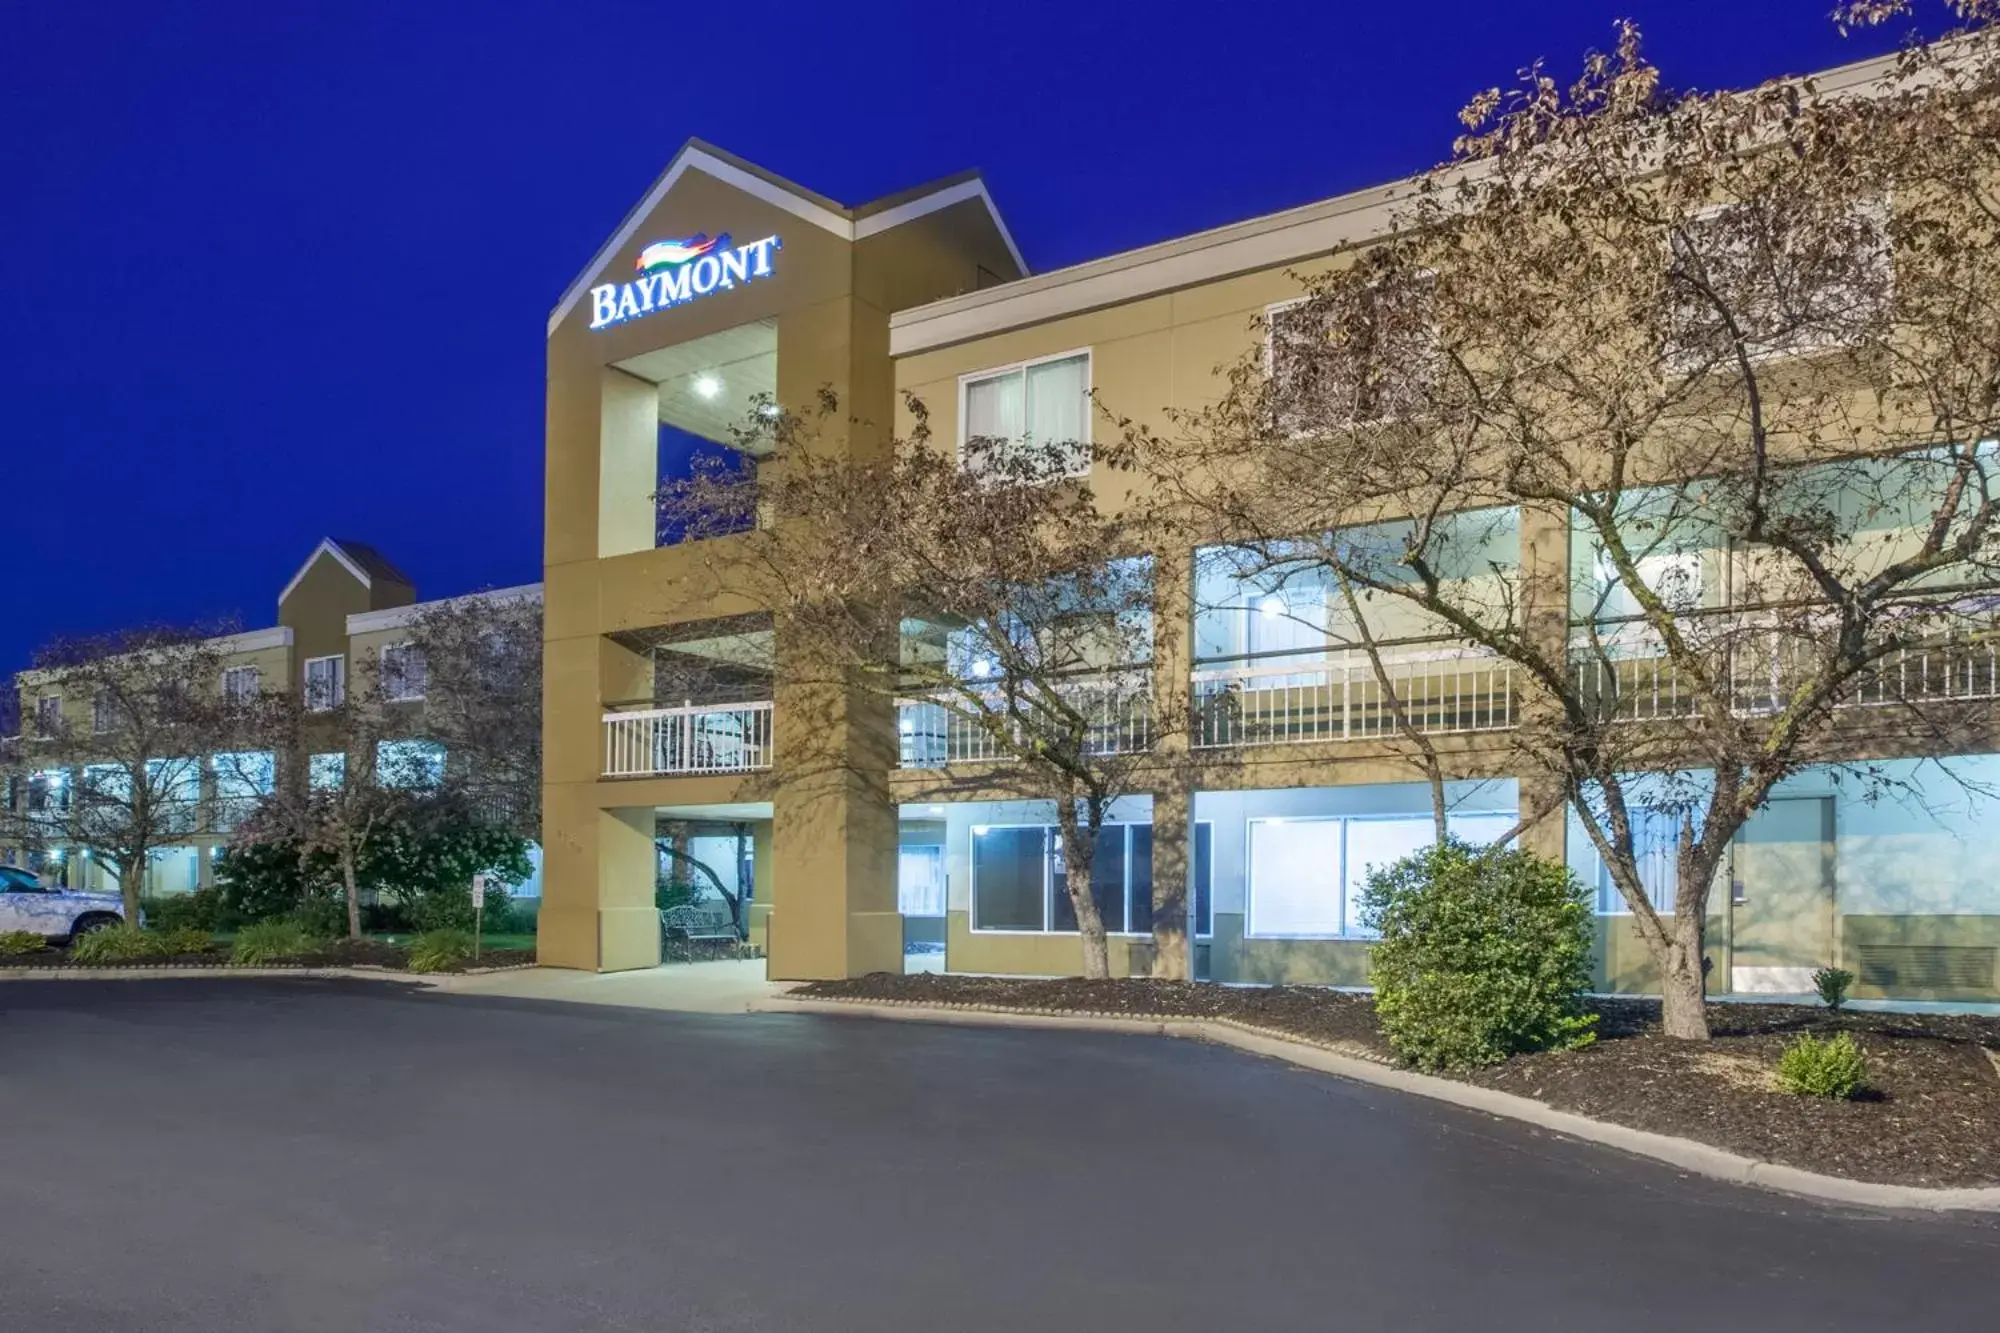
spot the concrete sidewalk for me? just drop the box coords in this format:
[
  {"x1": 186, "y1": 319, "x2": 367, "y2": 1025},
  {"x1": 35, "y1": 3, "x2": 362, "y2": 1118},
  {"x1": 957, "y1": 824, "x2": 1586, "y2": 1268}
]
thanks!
[{"x1": 438, "y1": 958, "x2": 784, "y2": 1012}]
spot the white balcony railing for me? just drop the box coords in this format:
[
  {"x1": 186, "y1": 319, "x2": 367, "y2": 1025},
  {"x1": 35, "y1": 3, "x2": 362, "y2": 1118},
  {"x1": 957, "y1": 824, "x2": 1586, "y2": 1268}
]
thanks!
[
  {"x1": 1575, "y1": 627, "x2": 2000, "y2": 722},
  {"x1": 1193, "y1": 649, "x2": 1517, "y2": 749},
  {"x1": 603, "y1": 701, "x2": 774, "y2": 778},
  {"x1": 898, "y1": 681, "x2": 1153, "y2": 768}
]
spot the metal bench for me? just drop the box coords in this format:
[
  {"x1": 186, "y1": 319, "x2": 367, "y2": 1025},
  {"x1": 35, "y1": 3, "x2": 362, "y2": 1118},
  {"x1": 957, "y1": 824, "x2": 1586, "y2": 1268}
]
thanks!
[{"x1": 659, "y1": 901, "x2": 741, "y2": 946}]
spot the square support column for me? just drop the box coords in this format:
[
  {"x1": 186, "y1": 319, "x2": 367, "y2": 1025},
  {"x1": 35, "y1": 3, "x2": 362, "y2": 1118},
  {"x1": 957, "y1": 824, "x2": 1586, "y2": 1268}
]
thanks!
[
  {"x1": 1516, "y1": 503, "x2": 1573, "y2": 865},
  {"x1": 766, "y1": 675, "x2": 901, "y2": 981}
]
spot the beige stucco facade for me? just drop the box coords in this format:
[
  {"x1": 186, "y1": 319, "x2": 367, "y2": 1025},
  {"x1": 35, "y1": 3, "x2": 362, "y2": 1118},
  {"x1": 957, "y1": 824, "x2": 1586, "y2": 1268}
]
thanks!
[
  {"x1": 4, "y1": 540, "x2": 540, "y2": 903},
  {"x1": 540, "y1": 112, "x2": 2000, "y2": 1001}
]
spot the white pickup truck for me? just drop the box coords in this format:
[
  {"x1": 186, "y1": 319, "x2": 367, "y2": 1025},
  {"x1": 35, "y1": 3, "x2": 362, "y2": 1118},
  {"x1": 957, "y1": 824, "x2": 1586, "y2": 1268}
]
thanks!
[{"x1": 0, "y1": 865, "x2": 127, "y2": 940}]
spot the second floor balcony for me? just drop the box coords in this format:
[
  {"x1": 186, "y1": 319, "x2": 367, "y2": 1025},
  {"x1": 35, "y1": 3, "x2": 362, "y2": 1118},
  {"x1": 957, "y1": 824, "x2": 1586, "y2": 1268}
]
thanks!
[
  {"x1": 1192, "y1": 644, "x2": 1518, "y2": 749},
  {"x1": 1575, "y1": 616, "x2": 2000, "y2": 722},
  {"x1": 897, "y1": 676, "x2": 1153, "y2": 768},
  {"x1": 602, "y1": 699, "x2": 774, "y2": 778}
]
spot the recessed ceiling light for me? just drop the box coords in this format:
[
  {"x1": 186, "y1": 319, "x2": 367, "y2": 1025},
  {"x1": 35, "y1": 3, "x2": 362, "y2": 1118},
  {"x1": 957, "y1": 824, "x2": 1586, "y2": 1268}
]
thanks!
[{"x1": 692, "y1": 374, "x2": 722, "y2": 400}]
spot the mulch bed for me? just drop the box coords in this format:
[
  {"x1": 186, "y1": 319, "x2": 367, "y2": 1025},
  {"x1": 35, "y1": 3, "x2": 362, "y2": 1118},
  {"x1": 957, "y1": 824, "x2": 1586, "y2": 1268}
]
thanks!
[
  {"x1": 795, "y1": 974, "x2": 2000, "y2": 1189},
  {"x1": 1, "y1": 940, "x2": 536, "y2": 974}
]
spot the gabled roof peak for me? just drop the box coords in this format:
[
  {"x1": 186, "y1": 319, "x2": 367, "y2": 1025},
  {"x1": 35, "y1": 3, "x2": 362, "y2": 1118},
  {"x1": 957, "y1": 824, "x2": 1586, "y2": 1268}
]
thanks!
[
  {"x1": 278, "y1": 538, "x2": 413, "y2": 608},
  {"x1": 548, "y1": 140, "x2": 1026, "y2": 336}
]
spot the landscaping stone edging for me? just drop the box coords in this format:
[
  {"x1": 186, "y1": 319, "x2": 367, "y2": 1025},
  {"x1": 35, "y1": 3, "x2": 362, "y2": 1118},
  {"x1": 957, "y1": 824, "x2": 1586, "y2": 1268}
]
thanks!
[
  {"x1": 751, "y1": 993, "x2": 2000, "y2": 1214},
  {"x1": 0, "y1": 963, "x2": 535, "y2": 983}
]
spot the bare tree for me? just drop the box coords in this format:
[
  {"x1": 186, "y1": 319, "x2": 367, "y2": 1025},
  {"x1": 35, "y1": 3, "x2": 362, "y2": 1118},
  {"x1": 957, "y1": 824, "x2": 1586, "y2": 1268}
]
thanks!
[
  {"x1": 248, "y1": 651, "x2": 439, "y2": 939},
  {"x1": 662, "y1": 393, "x2": 1192, "y2": 980},
  {"x1": 7, "y1": 626, "x2": 256, "y2": 922},
  {"x1": 1132, "y1": 11, "x2": 2000, "y2": 1037},
  {"x1": 400, "y1": 588, "x2": 543, "y2": 843}
]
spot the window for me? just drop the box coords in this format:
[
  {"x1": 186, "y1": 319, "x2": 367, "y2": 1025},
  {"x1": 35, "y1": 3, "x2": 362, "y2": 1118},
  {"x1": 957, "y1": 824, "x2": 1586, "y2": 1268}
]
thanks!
[
  {"x1": 897, "y1": 846, "x2": 946, "y2": 918},
  {"x1": 222, "y1": 666, "x2": 260, "y2": 704},
  {"x1": 309, "y1": 752, "x2": 346, "y2": 791},
  {"x1": 79, "y1": 763, "x2": 129, "y2": 815},
  {"x1": 969, "y1": 821, "x2": 1214, "y2": 935},
  {"x1": 959, "y1": 351, "x2": 1091, "y2": 479},
  {"x1": 1193, "y1": 822, "x2": 1213, "y2": 937},
  {"x1": 1592, "y1": 548, "x2": 1705, "y2": 621},
  {"x1": 34, "y1": 695, "x2": 61, "y2": 736},
  {"x1": 1052, "y1": 825, "x2": 1129, "y2": 933},
  {"x1": 1248, "y1": 582, "x2": 1328, "y2": 661},
  {"x1": 1250, "y1": 810, "x2": 1517, "y2": 939},
  {"x1": 379, "y1": 643, "x2": 427, "y2": 702},
  {"x1": 970, "y1": 826, "x2": 1046, "y2": 930},
  {"x1": 1665, "y1": 201, "x2": 1888, "y2": 368},
  {"x1": 212, "y1": 752, "x2": 275, "y2": 803},
  {"x1": 147, "y1": 758, "x2": 201, "y2": 833},
  {"x1": 91, "y1": 692, "x2": 120, "y2": 734},
  {"x1": 1597, "y1": 807, "x2": 1680, "y2": 915},
  {"x1": 1248, "y1": 818, "x2": 1347, "y2": 938},
  {"x1": 1267, "y1": 276, "x2": 1436, "y2": 428},
  {"x1": 27, "y1": 769, "x2": 68, "y2": 815},
  {"x1": 376, "y1": 739, "x2": 444, "y2": 789},
  {"x1": 304, "y1": 655, "x2": 346, "y2": 711}
]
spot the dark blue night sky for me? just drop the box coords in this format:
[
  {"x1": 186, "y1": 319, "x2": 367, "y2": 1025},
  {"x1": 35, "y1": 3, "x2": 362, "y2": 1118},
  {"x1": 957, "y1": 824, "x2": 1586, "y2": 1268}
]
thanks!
[{"x1": 0, "y1": 2, "x2": 1910, "y2": 683}]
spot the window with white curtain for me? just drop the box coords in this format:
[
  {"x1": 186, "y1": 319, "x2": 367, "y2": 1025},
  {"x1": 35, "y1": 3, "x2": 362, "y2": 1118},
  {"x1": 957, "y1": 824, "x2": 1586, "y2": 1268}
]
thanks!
[
  {"x1": 1340, "y1": 817, "x2": 1438, "y2": 940},
  {"x1": 1247, "y1": 818, "x2": 1347, "y2": 938},
  {"x1": 1597, "y1": 807, "x2": 1680, "y2": 914},
  {"x1": 1251, "y1": 809, "x2": 1520, "y2": 939},
  {"x1": 304, "y1": 655, "x2": 346, "y2": 711},
  {"x1": 222, "y1": 666, "x2": 260, "y2": 704},
  {"x1": 379, "y1": 643, "x2": 427, "y2": 702},
  {"x1": 960, "y1": 351, "x2": 1091, "y2": 478},
  {"x1": 898, "y1": 846, "x2": 946, "y2": 918},
  {"x1": 1593, "y1": 548, "x2": 1706, "y2": 621},
  {"x1": 1248, "y1": 582, "x2": 1328, "y2": 660}
]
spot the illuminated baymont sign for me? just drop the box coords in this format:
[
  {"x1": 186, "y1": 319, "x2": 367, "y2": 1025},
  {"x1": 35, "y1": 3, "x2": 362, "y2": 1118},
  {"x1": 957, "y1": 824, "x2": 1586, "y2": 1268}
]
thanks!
[{"x1": 588, "y1": 232, "x2": 782, "y2": 331}]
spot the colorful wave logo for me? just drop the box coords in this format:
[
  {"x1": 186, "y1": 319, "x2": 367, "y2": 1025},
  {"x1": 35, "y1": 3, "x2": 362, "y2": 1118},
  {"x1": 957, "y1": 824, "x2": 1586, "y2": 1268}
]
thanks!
[{"x1": 637, "y1": 233, "x2": 729, "y2": 272}]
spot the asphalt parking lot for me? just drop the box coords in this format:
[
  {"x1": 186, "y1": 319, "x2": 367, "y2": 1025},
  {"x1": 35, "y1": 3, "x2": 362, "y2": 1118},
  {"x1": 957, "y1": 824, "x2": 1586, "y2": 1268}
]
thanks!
[{"x1": 2, "y1": 979, "x2": 1995, "y2": 1332}]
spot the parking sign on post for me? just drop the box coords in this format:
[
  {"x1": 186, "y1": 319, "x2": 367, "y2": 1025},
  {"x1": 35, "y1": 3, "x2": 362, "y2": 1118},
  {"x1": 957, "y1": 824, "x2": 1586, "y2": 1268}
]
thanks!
[{"x1": 471, "y1": 875, "x2": 486, "y2": 959}]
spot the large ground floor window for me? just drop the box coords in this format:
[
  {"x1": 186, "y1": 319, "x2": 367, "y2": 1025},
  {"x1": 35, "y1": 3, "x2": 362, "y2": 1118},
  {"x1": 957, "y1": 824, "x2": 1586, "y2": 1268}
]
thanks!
[
  {"x1": 1247, "y1": 811, "x2": 1515, "y2": 939},
  {"x1": 971, "y1": 822, "x2": 1213, "y2": 936}
]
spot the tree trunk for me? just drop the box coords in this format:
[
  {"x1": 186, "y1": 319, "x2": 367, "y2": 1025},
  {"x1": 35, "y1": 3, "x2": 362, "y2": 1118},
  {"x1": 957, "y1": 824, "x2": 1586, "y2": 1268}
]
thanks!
[
  {"x1": 1054, "y1": 804, "x2": 1110, "y2": 980},
  {"x1": 1148, "y1": 786, "x2": 1191, "y2": 981},
  {"x1": 341, "y1": 840, "x2": 362, "y2": 941},
  {"x1": 1659, "y1": 909, "x2": 1711, "y2": 1040},
  {"x1": 120, "y1": 852, "x2": 144, "y2": 926}
]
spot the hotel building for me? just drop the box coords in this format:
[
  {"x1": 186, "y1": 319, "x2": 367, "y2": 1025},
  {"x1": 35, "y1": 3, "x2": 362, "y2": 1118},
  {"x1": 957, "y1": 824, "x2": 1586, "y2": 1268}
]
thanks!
[{"x1": 542, "y1": 85, "x2": 2000, "y2": 1002}]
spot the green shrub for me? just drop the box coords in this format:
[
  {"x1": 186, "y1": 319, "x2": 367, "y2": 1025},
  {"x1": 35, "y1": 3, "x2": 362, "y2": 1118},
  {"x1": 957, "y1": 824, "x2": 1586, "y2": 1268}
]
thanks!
[
  {"x1": 289, "y1": 892, "x2": 349, "y2": 939},
  {"x1": 406, "y1": 928, "x2": 474, "y2": 973},
  {"x1": 656, "y1": 875, "x2": 696, "y2": 913},
  {"x1": 68, "y1": 924, "x2": 169, "y2": 964},
  {"x1": 368, "y1": 815, "x2": 531, "y2": 933},
  {"x1": 0, "y1": 930, "x2": 47, "y2": 956},
  {"x1": 1812, "y1": 966, "x2": 1855, "y2": 1012},
  {"x1": 214, "y1": 839, "x2": 343, "y2": 927},
  {"x1": 142, "y1": 888, "x2": 224, "y2": 934},
  {"x1": 229, "y1": 918, "x2": 321, "y2": 966},
  {"x1": 1362, "y1": 837, "x2": 1599, "y2": 1071},
  {"x1": 156, "y1": 927, "x2": 216, "y2": 957},
  {"x1": 404, "y1": 880, "x2": 517, "y2": 934},
  {"x1": 1776, "y1": 1031, "x2": 1868, "y2": 1099}
]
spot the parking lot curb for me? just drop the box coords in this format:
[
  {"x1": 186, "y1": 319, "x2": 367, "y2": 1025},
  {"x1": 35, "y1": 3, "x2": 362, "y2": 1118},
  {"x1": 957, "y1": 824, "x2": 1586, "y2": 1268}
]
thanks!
[
  {"x1": 750, "y1": 993, "x2": 2000, "y2": 1214},
  {"x1": 0, "y1": 964, "x2": 530, "y2": 984}
]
